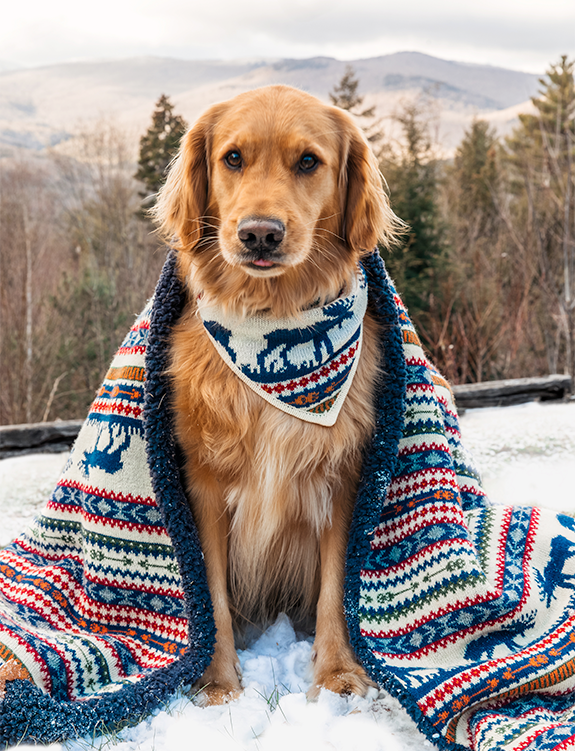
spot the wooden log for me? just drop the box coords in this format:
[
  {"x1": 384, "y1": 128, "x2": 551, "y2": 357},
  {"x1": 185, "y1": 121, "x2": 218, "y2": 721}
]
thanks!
[
  {"x1": 452, "y1": 374, "x2": 572, "y2": 409},
  {"x1": 0, "y1": 419, "x2": 84, "y2": 458},
  {"x1": 0, "y1": 374, "x2": 572, "y2": 456}
]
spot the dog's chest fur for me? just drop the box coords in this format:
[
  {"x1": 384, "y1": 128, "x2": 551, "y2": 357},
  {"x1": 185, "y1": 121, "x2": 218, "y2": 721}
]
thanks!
[{"x1": 169, "y1": 295, "x2": 381, "y2": 624}]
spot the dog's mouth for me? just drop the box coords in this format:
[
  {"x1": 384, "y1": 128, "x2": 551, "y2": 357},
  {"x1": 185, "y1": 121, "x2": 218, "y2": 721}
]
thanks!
[
  {"x1": 250, "y1": 259, "x2": 276, "y2": 268},
  {"x1": 247, "y1": 258, "x2": 282, "y2": 271},
  {"x1": 239, "y1": 253, "x2": 287, "y2": 275}
]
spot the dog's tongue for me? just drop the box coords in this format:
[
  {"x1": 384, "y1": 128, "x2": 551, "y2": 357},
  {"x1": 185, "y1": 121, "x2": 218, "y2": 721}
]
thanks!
[{"x1": 252, "y1": 259, "x2": 275, "y2": 267}]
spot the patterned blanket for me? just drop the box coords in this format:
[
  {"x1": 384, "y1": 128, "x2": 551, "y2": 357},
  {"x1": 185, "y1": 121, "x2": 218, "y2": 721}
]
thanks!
[{"x1": 0, "y1": 250, "x2": 574, "y2": 750}]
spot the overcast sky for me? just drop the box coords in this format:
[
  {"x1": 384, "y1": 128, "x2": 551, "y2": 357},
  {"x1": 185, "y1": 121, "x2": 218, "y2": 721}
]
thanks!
[{"x1": 2, "y1": 0, "x2": 574, "y2": 74}]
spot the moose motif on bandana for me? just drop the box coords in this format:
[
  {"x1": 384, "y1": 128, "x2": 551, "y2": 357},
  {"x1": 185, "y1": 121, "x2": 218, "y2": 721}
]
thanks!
[{"x1": 199, "y1": 267, "x2": 368, "y2": 426}]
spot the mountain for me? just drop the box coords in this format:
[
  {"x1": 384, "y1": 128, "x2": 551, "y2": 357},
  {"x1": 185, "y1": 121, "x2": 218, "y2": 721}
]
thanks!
[{"x1": 0, "y1": 52, "x2": 540, "y2": 156}]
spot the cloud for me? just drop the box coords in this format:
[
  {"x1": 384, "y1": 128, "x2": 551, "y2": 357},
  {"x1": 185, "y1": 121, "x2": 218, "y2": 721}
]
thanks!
[{"x1": 1, "y1": 0, "x2": 574, "y2": 72}]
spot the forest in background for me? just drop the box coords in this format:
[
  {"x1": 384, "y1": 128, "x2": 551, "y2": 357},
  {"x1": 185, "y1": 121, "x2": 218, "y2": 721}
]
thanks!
[{"x1": 0, "y1": 56, "x2": 573, "y2": 425}]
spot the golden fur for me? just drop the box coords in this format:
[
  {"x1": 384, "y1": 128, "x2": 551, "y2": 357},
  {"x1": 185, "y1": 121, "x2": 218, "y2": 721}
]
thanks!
[{"x1": 153, "y1": 85, "x2": 401, "y2": 705}]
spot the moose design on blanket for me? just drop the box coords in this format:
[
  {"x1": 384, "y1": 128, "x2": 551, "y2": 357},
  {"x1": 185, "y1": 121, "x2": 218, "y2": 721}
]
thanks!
[{"x1": 0, "y1": 251, "x2": 574, "y2": 751}]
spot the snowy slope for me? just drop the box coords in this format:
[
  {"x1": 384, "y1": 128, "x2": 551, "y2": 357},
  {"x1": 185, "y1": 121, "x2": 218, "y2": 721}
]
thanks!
[{"x1": 2, "y1": 400, "x2": 574, "y2": 751}]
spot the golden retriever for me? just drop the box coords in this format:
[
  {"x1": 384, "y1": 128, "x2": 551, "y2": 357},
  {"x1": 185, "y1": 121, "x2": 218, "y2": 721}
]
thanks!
[{"x1": 153, "y1": 84, "x2": 400, "y2": 705}]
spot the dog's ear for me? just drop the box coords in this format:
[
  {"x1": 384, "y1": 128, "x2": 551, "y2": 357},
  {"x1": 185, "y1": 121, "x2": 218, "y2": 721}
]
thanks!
[
  {"x1": 152, "y1": 103, "x2": 225, "y2": 252},
  {"x1": 333, "y1": 109, "x2": 403, "y2": 253}
]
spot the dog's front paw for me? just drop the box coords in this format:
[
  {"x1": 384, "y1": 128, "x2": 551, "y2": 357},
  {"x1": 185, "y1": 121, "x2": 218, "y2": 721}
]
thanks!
[
  {"x1": 193, "y1": 680, "x2": 243, "y2": 706},
  {"x1": 307, "y1": 651, "x2": 377, "y2": 700},
  {"x1": 192, "y1": 659, "x2": 243, "y2": 706}
]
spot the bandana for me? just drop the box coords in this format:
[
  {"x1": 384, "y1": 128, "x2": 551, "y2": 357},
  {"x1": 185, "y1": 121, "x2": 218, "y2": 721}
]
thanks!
[{"x1": 198, "y1": 268, "x2": 368, "y2": 426}]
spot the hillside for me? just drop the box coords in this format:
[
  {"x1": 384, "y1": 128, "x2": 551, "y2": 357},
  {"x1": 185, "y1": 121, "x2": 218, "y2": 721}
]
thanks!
[{"x1": 0, "y1": 52, "x2": 540, "y2": 155}]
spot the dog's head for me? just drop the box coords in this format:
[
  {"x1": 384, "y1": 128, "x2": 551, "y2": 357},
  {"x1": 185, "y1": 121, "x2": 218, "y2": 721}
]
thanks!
[{"x1": 154, "y1": 85, "x2": 400, "y2": 316}]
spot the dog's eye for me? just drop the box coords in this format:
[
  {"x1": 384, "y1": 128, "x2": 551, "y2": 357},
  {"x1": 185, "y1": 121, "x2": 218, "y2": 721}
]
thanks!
[
  {"x1": 298, "y1": 154, "x2": 319, "y2": 173},
  {"x1": 224, "y1": 151, "x2": 242, "y2": 170}
]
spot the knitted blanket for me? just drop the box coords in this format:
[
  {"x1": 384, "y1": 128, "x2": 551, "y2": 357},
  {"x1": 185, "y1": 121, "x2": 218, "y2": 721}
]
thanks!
[{"x1": 1, "y1": 251, "x2": 574, "y2": 751}]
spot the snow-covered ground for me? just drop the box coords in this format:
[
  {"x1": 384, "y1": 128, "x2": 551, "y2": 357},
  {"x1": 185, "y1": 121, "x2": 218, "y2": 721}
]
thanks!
[{"x1": 1, "y1": 400, "x2": 575, "y2": 751}]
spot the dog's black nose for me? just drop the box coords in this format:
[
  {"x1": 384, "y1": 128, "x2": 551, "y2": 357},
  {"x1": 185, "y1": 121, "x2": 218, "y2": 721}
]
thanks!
[{"x1": 237, "y1": 218, "x2": 285, "y2": 252}]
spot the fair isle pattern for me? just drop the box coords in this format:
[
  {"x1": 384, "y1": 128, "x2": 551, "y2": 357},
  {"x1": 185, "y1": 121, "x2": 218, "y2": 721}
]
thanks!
[
  {"x1": 0, "y1": 304, "x2": 189, "y2": 702},
  {"x1": 198, "y1": 266, "x2": 368, "y2": 425},
  {"x1": 2, "y1": 251, "x2": 575, "y2": 750},
  {"x1": 348, "y1": 274, "x2": 575, "y2": 751}
]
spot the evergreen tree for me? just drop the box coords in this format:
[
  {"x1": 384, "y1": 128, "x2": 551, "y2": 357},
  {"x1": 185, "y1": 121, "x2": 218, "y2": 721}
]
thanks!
[
  {"x1": 531, "y1": 55, "x2": 574, "y2": 146},
  {"x1": 329, "y1": 65, "x2": 382, "y2": 145},
  {"x1": 440, "y1": 120, "x2": 513, "y2": 383},
  {"x1": 451, "y1": 120, "x2": 499, "y2": 229},
  {"x1": 135, "y1": 94, "x2": 188, "y2": 204},
  {"x1": 504, "y1": 55, "x2": 575, "y2": 377},
  {"x1": 380, "y1": 100, "x2": 444, "y2": 330}
]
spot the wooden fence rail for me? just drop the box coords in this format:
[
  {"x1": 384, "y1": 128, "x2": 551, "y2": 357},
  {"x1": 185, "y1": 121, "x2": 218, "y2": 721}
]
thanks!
[
  {"x1": 452, "y1": 374, "x2": 572, "y2": 410},
  {"x1": 0, "y1": 375, "x2": 572, "y2": 458},
  {"x1": 0, "y1": 420, "x2": 84, "y2": 459}
]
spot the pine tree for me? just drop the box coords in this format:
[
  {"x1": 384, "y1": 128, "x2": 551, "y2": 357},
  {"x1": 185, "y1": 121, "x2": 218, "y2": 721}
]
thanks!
[
  {"x1": 451, "y1": 120, "x2": 499, "y2": 229},
  {"x1": 440, "y1": 120, "x2": 513, "y2": 383},
  {"x1": 329, "y1": 65, "x2": 382, "y2": 145},
  {"x1": 531, "y1": 55, "x2": 574, "y2": 146},
  {"x1": 380, "y1": 100, "x2": 444, "y2": 327},
  {"x1": 504, "y1": 55, "x2": 575, "y2": 377},
  {"x1": 135, "y1": 95, "x2": 188, "y2": 204}
]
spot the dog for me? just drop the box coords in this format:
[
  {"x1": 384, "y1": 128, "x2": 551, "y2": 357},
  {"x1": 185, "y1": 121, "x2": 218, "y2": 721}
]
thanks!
[{"x1": 152, "y1": 84, "x2": 401, "y2": 705}]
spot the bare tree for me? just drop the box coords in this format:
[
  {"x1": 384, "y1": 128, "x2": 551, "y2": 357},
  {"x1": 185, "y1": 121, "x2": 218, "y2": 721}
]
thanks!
[
  {"x1": 0, "y1": 122, "x2": 165, "y2": 425},
  {"x1": 46, "y1": 121, "x2": 165, "y2": 420},
  {"x1": 0, "y1": 158, "x2": 66, "y2": 424}
]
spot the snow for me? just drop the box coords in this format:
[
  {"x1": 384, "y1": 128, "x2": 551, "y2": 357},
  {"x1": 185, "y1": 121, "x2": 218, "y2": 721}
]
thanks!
[
  {"x1": 2, "y1": 400, "x2": 575, "y2": 751},
  {"x1": 460, "y1": 401, "x2": 575, "y2": 511},
  {"x1": 0, "y1": 452, "x2": 70, "y2": 548}
]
